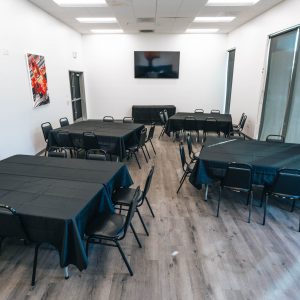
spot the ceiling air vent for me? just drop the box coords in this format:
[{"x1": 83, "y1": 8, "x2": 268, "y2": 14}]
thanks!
[
  {"x1": 137, "y1": 18, "x2": 155, "y2": 23},
  {"x1": 139, "y1": 29, "x2": 154, "y2": 33}
]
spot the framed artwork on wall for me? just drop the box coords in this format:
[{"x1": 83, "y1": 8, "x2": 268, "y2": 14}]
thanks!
[{"x1": 26, "y1": 53, "x2": 50, "y2": 108}]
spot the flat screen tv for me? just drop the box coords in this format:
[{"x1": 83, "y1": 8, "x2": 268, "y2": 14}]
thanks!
[{"x1": 134, "y1": 51, "x2": 180, "y2": 79}]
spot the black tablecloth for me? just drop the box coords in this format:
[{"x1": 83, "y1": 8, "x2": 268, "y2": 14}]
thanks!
[
  {"x1": 0, "y1": 155, "x2": 133, "y2": 270},
  {"x1": 189, "y1": 138, "x2": 300, "y2": 189},
  {"x1": 132, "y1": 105, "x2": 176, "y2": 124},
  {"x1": 48, "y1": 120, "x2": 144, "y2": 160},
  {"x1": 165, "y1": 112, "x2": 233, "y2": 136}
]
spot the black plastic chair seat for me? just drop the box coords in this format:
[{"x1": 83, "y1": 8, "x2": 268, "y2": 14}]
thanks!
[
  {"x1": 113, "y1": 188, "x2": 143, "y2": 206},
  {"x1": 86, "y1": 213, "x2": 126, "y2": 238}
]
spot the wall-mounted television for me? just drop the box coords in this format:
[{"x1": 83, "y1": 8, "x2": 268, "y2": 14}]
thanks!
[{"x1": 134, "y1": 51, "x2": 180, "y2": 79}]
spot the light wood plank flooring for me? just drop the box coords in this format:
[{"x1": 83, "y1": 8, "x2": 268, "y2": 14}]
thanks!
[{"x1": 1, "y1": 128, "x2": 300, "y2": 300}]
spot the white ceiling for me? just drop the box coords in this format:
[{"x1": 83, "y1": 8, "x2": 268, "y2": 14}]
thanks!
[{"x1": 29, "y1": 0, "x2": 285, "y2": 34}]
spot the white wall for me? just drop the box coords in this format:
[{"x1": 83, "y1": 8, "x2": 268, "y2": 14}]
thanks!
[
  {"x1": 82, "y1": 34, "x2": 227, "y2": 119},
  {"x1": 227, "y1": 0, "x2": 300, "y2": 137},
  {"x1": 0, "y1": 0, "x2": 84, "y2": 159}
]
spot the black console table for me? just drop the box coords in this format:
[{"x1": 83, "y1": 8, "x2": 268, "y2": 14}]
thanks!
[{"x1": 132, "y1": 105, "x2": 176, "y2": 124}]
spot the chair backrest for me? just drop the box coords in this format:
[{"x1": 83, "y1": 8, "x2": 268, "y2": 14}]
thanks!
[
  {"x1": 222, "y1": 162, "x2": 252, "y2": 191},
  {"x1": 270, "y1": 169, "x2": 300, "y2": 197},
  {"x1": 59, "y1": 117, "x2": 69, "y2": 127},
  {"x1": 103, "y1": 116, "x2": 114, "y2": 122},
  {"x1": 83, "y1": 132, "x2": 99, "y2": 150},
  {"x1": 266, "y1": 134, "x2": 285, "y2": 143},
  {"x1": 86, "y1": 150, "x2": 107, "y2": 161},
  {"x1": 142, "y1": 166, "x2": 155, "y2": 200},
  {"x1": 159, "y1": 111, "x2": 165, "y2": 125},
  {"x1": 184, "y1": 116, "x2": 197, "y2": 131},
  {"x1": 203, "y1": 117, "x2": 219, "y2": 133},
  {"x1": 238, "y1": 113, "x2": 245, "y2": 126},
  {"x1": 48, "y1": 147, "x2": 67, "y2": 158},
  {"x1": 122, "y1": 186, "x2": 141, "y2": 238},
  {"x1": 138, "y1": 128, "x2": 147, "y2": 147},
  {"x1": 0, "y1": 204, "x2": 28, "y2": 240},
  {"x1": 147, "y1": 123, "x2": 155, "y2": 140},
  {"x1": 211, "y1": 109, "x2": 220, "y2": 114},
  {"x1": 240, "y1": 114, "x2": 247, "y2": 130},
  {"x1": 194, "y1": 109, "x2": 204, "y2": 113},
  {"x1": 179, "y1": 142, "x2": 187, "y2": 170},
  {"x1": 123, "y1": 117, "x2": 134, "y2": 123},
  {"x1": 56, "y1": 131, "x2": 74, "y2": 148},
  {"x1": 163, "y1": 109, "x2": 169, "y2": 122},
  {"x1": 186, "y1": 133, "x2": 193, "y2": 156},
  {"x1": 41, "y1": 122, "x2": 53, "y2": 142}
]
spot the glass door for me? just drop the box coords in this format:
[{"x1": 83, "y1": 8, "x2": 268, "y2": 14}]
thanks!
[
  {"x1": 225, "y1": 49, "x2": 236, "y2": 114},
  {"x1": 259, "y1": 28, "x2": 299, "y2": 141},
  {"x1": 69, "y1": 71, "x2": 86, "y2": 122}
]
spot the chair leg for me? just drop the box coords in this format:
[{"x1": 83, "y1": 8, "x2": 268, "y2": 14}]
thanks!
[
  {"x1": 130, "y1": 223, "x2": 142, "y2": 248},
  {"x1": 145, "y1": 196, "x2": 155, "y2": 218},
  {"x1": 115, "y1": 240, "x2": 133, "y2": 276},
  {"x1": 205, "y1": 184, "x2": 209, "y2": 201},
  {"x1": 217, "y1": 187, "x2": 222, "y2": 217},
  {"x1": 136, "y1": 208, "x2": 149, "y2": 236},
  {"x1": 133, "y1": 152, "x2": 141, "y2": 169},
  {"x1": 141, "y1": 147, "x2": 148, "y2": 163},
  {"x1": 263, "y1": 194, "x2": 268, "y2": 225},
  {"x1": 248, "y1": 190, "x2": 253, "y2": 223},
  {"x1": 144, "y1": 144, "x2": 151, "y2": 159},
  {"x1": 291, "y1": 199, "x2": 296, "y2": 212},
  {"x1": 31, "y1": 243, "x2": 41, "y2": 286},
  {"x1": 177, "y1": 172, "x2": 187, "y2": 194},
  {"x1": 149, "y1": 140, "x2": 156, "y2": 154},
  {"x1": 86, "y1": 238, "x2": 90, "y2": 256}
]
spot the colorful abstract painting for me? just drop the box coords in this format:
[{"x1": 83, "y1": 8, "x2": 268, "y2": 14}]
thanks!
[{"x1": 26, "y1": 53, "x2": 50, "y2": 108}]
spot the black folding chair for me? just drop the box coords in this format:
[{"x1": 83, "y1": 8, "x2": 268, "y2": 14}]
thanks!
[
  {"x1": 145, "y1": 123, "x2": 156, "y2": 155},
  {"x1": 203, "y1": 117, "x2": 220, "y2": 142},
  {"x1": 113, "y1": 166, "x2": 155, "y2": 236},
  {"x1": 211, "y1": 109, "x2": 220, "y2": 114},
  {"x1": 103, "y1": 116, "x2": 114, "y2": 122},
  {"x1": 0, "y1": 204, "x2": 41, "y2": 286},
  {"x1": 123, "y1": 117, "x2": 134, "y2": 123},
  {"x1": 186, "y1": 133, "x2": 200, "y2": 162},
  {"x1": 56, "y1": 131, "x2": 76, "y2": 158},
  {"x1": 83, "y1": 131, "x2": 111, "y2": 160},
  {"x1": 59, "y1": 117, "x2": 69, "y2": 127},
  {"x1": 194, "y1": 109, "x2": 204, "y2": 113},
  {"x1": 177, "y1": 142, "x2": 194, "y2": 193},
  {"x1": 127, "y1": 128, "x2": 149, "y2": 169},
  {"x1": 232, "y1": 114, "x2": 247, "y2": 136},
  {"x1": 262, "y1": 169, "x2": 300, "y2": 231},
  {"x1": 217, "y1": 163, "x2": 253, "y2": 223},
  {"x1": 266, "y1": 135, "x2": 285, "y2": 143},
  {"x1": 158, "y1": 110, "x2": 166, "y2": 139},
  {"x1": 85, "y1": 187, "x2": 142, "y2": 276},
  {"x1": 233, "y1": 113, "x2": 245, "y2": 129},
  {"x1": 41, "y1": 122, "x2": 53, "y2": 156},
  {"x1": 47, "y1": 147, "x2": 67, "y2": 158}
]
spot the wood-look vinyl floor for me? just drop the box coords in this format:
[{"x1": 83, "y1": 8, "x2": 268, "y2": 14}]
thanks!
[{"x1": 1, "y1": 128, "x2": 300, "y2": 300}]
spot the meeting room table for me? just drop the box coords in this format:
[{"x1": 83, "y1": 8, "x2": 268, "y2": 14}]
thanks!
[
  {"x1": 48, "y1": 120, "x2": 145, "y2": 161},
  {"x1": 189, "y1": 137, "x2": 300, "y2": 191},
  {"x1": 0, "y1": 154, "x2": 133, "y2": 278},
  {"x1": 165, "y1": 112, "x2": 233, "y2": 137}
]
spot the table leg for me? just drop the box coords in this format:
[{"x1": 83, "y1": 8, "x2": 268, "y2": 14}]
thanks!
[
  {"x1": 205, "y1": 184, "x2": 208, "y2": 201},
  {"x1": 64, "y1": 267, "x2": 69, "y2": 279}
]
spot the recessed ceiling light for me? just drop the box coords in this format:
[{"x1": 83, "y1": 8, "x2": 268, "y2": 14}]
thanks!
[
  {"x1": 91, "y1": 29, "x2": 123, "y2": 34},
  {"x1": 76, "y1": 17, "x2": 117, "y2": 23},
  {"x1": 206, "y1": 0, "x2": 260, "y2": 6},
  {"x1": 52, "y1": 0, "x2": 107, "y2": 7},
  {"x1": 194, "y1": 16, "x2": 236, "y2": 23},
  {"x1": 186, "y1": 28, "x2": 219, "y2": 33}
]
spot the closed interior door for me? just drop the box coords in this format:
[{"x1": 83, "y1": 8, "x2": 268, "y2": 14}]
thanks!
[{"x1": 69, "y1": 71, "x2": 84, "y2": 122}]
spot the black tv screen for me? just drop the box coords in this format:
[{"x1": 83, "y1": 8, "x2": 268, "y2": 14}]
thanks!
[{"x1": 134, "y1": 51, "x2": 180, "y2": 79}]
